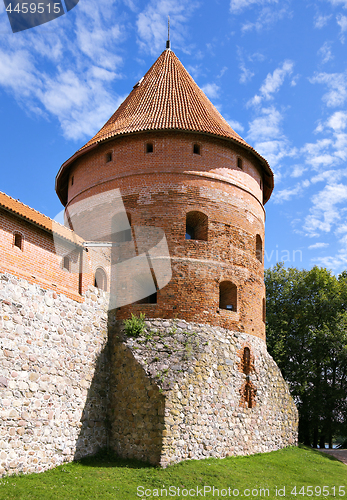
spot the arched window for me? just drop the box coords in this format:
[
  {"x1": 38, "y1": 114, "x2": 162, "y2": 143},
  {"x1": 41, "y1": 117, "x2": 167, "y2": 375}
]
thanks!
[
  {"x1": 112, "y1": 212, "x2": 132, "y2": 243},
  {"x1": 185, "y1": 211, "x2": 208, "y2": 241},
  {"x1": 94, "y1": 268, "x2": 107, "y2": 291},
  {"x1": 219, "y1": 281, "x2": 237, "y2": 312},
  {"x1": 262, "y1": 297, "x2": 266, "y2": 323},
  {"x1": 256, "y1": 234, "x2": 262, "y2": 263},
  {"x1": 63, "y1": 256, "x2": 70, "y2": 272},
  {"x1": 14, "y1": 233, "x2": 23, "y2": 250}
]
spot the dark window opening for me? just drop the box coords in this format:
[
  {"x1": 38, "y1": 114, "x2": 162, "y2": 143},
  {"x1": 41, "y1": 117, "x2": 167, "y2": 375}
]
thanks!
[
  {"x1": 146, "y1": 143, "x2": 153, "y2": 153},
  {"x1": 112, "y1": 212, "x2": 132, "y2": 243},
  {"x1": 185, "y1": 211, "x2": 208, "y2": 241},
  {"x1": 193, "y1": 144, "x2": 200, "y2": 155},
  {"x1": 71, "y1": 176, "x2": 74, "y2": 186},
  {"x1": 242, "y1": 347, "x2": 251, "y2": 374},
  {"x1": 63, "y1": 256, "x2": 70, "y2": 272},
  {"x1": 237, "y1": 157, "x2": 243, "y2": 169},
  {"x1": 260, "y1": 179, "x2": 262, "y2": 189},
  {"x1": 219, "y1": 281, "x2": 237, "y2": 312},
  {"x1": 137, "y1": 292, "x2": 157, "y2": 304},
  {"x1": 245, "y1": 382, "x2": 253, "y2": 408},
  {"x1": 94, "y1": 268, "x2": 107, "y2": 291},
  {"x1": 256, "y1": 234, "x2": 263, "y2": 263},
  {"x1": 106, "y1": 152, "x2": 112, "y2": 162},
  {"x1": 14, "y1": 233, "x2": 22, "y2": 250}
]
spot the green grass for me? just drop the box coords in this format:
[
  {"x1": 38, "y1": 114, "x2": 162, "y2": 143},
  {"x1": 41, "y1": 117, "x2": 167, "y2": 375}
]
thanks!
[{"x1": 0, "y1": 446, "x2": 345, "y2": 500}]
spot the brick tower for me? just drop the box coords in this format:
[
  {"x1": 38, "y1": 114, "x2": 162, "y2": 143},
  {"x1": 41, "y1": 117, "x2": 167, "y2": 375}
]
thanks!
[{"x1": 56, "y1": 46, "x2": 297, "y2": 466}]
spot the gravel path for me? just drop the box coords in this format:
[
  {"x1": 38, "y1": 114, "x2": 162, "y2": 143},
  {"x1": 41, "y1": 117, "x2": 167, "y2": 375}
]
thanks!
[{"x1": 319, "y1": 449, "x2": 347, "y2": 465}]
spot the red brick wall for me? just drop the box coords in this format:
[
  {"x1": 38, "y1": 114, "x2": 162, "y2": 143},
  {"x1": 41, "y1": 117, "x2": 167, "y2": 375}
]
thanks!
[
  {"x1": 0, "y1": 209, "x2": 93, "y2": 301},
  {"x1": 64, "y1": 131, "x2": 267, "y2": 339}
]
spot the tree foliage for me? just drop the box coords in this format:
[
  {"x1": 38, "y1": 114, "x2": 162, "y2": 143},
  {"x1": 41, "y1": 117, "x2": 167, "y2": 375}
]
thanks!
[{"x1": 265, "y1": 263, "x2": 347, "y2": 448}]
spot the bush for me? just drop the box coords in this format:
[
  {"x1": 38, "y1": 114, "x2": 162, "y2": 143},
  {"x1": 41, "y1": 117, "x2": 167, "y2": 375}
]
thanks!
[{"x1": 123, "y1": 313, "x2": 146, "y2": 338}]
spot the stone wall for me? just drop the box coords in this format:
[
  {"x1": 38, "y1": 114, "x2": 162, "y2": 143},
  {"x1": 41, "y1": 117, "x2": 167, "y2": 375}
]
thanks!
[
  {"x1": 110, "y1": 317, "x2": 298, "y2": 467},
  {"x1": 0, "y1": 272, "x2": 109, "y2": 477}
]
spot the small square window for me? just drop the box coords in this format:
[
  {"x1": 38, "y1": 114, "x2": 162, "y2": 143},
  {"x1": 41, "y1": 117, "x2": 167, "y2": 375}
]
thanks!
[
  {"x1": 237, "y1": 158, "x2": 243, "y2": 169},
  {"x1": 146, "y1": 143, "x2": 153, "y2": 153},
  {"x1": 106, "y1": 152, "x2": 112, "y2": 162},
  {"x1": 193, "y1": 144, "x2": 200, "y2": 155}
]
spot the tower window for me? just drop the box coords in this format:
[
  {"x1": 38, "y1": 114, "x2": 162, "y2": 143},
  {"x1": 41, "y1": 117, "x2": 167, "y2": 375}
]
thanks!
[
  {"x1": 106, "y1": 152, "x2": 112, "y2": 162},
  {"x1": 219, "y1": 281, "x2": 237, "y2": 312},
  {"x1": 237, "y1": 157, "x2": 243, "y2": 169},
  {"x1": 256, "y1": 234, "x2": 263, "y2": 263},
  {"x1": 146, "y1": 143, "x2": 153, "y2": 153},
  {"x1": 14, "y1": 233, "x2": 23, "y2": 250},
  {"x1": 63, "y1": 256, "x2": 70, "y2": 272},
  {"x1": 185, "y1": 211, "x2": 208, "y2": 241},
  {"x1": 71, "y1": 176, "x2": 74, "y2": 186},
  {"x1": 137, "y1": 292, "x2": 157, "y2": 304},
  {"x1": 193, "y1": 144, "x2": 200, "y2": 155},
  {"x1": 242, "y1": 347, "x2": 251, "y2": 374},
  {"x1": 112, "y1": 212, "x2": 132, "y2": 243},
  {"x1": 95, "y1": 268, "x2": 107, "y2": 291}
]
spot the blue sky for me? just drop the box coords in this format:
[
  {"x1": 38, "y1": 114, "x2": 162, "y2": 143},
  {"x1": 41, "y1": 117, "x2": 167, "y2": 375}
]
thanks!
[{"x1": 1, "y1": 0, "x2": 347, "y2": 272}]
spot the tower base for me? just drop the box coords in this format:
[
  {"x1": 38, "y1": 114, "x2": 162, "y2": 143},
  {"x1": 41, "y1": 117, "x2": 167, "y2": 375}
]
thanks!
[{"x1": 109, "y1": 317, "x2": 298, "y2": 467}]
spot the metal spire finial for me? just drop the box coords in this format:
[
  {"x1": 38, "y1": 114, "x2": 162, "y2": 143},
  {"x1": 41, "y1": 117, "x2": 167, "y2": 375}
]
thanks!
[{"x1": 166, "y1": 16, "x2": 171, "y2": 49}]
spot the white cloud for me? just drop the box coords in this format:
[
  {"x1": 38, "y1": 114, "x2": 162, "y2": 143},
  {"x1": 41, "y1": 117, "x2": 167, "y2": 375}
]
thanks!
[
  {"x1": 239, "y1": 62, "x2": 254, "y2": 84},
  {"x1": 318, "y1": 42, "x2": 334, "y2": 64},
  {"x1": 226, "y1": 119, "x2": 245, "y2": 133},
  {"x1": 201, "y1": 83, "x2": 220, "y2": 100},
  {"x1": 240, "y1": 6, "x2": 290, "y2": 33},
  {"x1": 303, "y1": 183, "x2": 347, "y2": 236},
  {"x1": 230, "y1": 0, "x2": 278, "y2": 14},
  {"x1": 310, "y1": 71, "x2": 347, "y2": 107},
  {"x1": 337, "y1": 14, "x2": 347, "y2": 42},
  {"x1": 314, "y1": 14, "x2": 332, "y2": 28},
  {"x1": 136, "y1": 0, "x2": 198, "y2": 55},
  {"x1": 327, "y1": 111, "x2": 347, "y2": 131},
  {"x1": 247, "y1": 106, "x2": 283, "y2": 141},
  {"x1": 291, "y1": 165, "x2": 306, "y2": 178},
  {"x1": 326, "y1": 0, "x2": 347, "y2": 6},
  {"x1": 308, "y1": 242, "x2": 329, "y2": 249},
  {"x1": 0, "y1": 0, "x2": 127, "y2": 141},
  {"x1": 248, "y1": 60, "x2": 294, "y2": 106},
  {"x1": 273, "y1": 180, "x2": 310, "y2": 204}
]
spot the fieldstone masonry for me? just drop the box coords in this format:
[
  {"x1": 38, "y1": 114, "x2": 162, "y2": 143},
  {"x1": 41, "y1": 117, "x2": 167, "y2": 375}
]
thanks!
[
  {"x1": 0, "y1": 272, "x2": 109, "y2": 476},
  {"x1": 109, "y1": 317, "x2": 298, "y2": 467}
]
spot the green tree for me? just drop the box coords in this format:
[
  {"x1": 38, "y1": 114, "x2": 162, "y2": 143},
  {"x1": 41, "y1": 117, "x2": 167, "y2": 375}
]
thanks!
[{"x1": 265, "y1": 263, "x2": 347, "y2": 448}]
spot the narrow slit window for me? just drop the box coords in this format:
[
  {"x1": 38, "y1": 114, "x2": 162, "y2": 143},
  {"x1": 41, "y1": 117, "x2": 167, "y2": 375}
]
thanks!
[
  {"x1": 71, "y1": 175, "x2": 74, "y2": 186},
  {"x1": 263, "y1": 297, "x2": 266, "y2": 323},
  {"x1": 256, "y1": 234, "x2": 263, "y2": 263},
  {"x1": 14, "y1": 233, "x2": 22, "y2": 250},
  {"x1": 193, "y1": 144, "x2": 200, "y2": 155},
  {"x1": 63, "y1": 256, "x2": 70, "y2": 272},
  {"x1": 106, "y1": 152, "x2": 112, "y2": 162},
  {"x1": 146, "y1": 143, "x2": 153, "y2": 153},
  {"x1": 237, "y1": 157, "x2": 243, "y2": 169}
]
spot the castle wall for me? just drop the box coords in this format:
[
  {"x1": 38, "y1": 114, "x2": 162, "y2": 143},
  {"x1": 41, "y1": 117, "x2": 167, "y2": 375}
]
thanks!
[
  {"x1": 0, "y1": 272, "x2": 109, "y2": 477},
  {"x1": 110, "y1": 318, "x2": 298, "y2": 467}
]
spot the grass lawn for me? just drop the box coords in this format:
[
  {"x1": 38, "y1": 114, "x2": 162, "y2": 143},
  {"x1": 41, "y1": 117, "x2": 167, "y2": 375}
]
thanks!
[{"x1": 0, "y1": 446, "x2": 345, "y2": 500}]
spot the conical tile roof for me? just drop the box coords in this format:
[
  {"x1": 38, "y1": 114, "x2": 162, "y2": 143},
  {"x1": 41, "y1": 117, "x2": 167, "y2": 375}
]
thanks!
[
  {"x1": 82, "y1": 49, "x2": 247, "y2": 148},
  {"x1": 56, "y1": 49, "x2": 273, "y2": 205}
]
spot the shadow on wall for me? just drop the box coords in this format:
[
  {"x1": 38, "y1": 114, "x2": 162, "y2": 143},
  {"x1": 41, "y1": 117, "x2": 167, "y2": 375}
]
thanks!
[
  {"x1": 73, "y1": 309, "x2": 166, "y2": 465},
  {"x1": 73, "y1": 341, "x2": 110, "y2": 461}
]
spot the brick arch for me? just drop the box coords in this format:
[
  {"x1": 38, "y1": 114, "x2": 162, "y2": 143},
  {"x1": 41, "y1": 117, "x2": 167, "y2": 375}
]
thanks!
[
  {"x1": 219, "y1": 281, "x2": 237, "y2": 312},
  {"x1": 94, "y1": 267, "x2": 107, "y2": 292},
  {"x1": 185, "y1": 211, "x2": 208, "y2": 241}
]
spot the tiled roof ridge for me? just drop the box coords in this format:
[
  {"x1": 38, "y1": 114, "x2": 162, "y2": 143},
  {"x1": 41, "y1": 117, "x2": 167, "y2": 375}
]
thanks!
[{"x1": 0, "y1": 191, "x2": 83, "y2": 246}]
